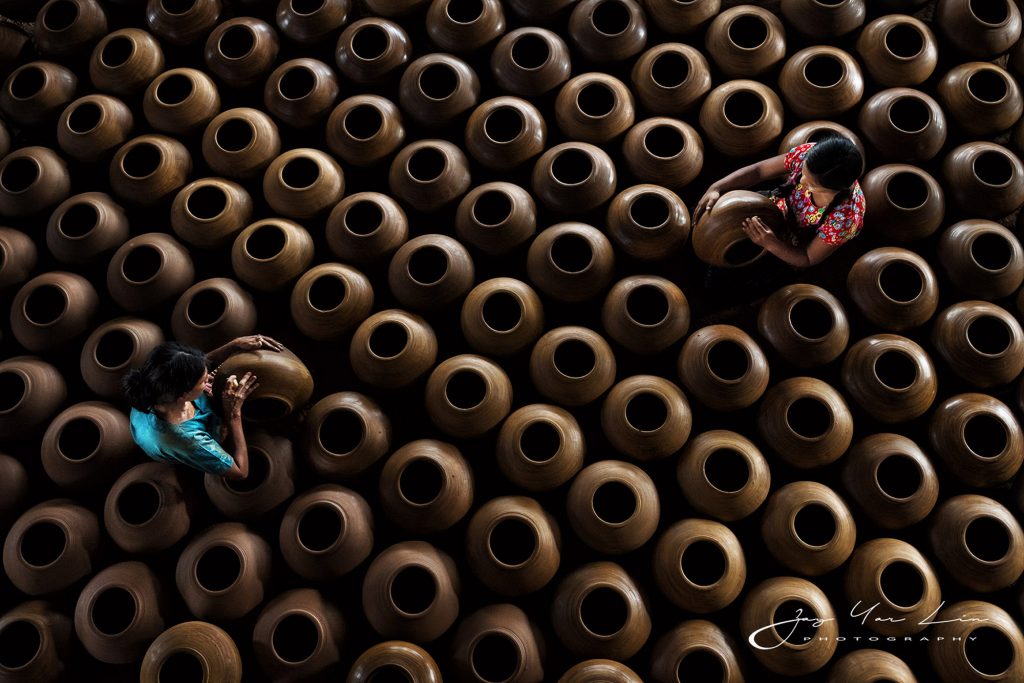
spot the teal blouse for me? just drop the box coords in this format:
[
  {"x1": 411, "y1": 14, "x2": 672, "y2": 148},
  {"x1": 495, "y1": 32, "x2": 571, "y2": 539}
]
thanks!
[{"x1": 129, "y1": 393, "x2": 234, "y2": 475}]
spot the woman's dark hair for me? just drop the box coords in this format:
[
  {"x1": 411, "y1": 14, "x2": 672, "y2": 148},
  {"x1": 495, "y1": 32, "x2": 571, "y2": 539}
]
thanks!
[
  {"x1": 769, "y1": 136, "x2": 864, "y2": 230},
  {"x1": 122, "y1": 342, "x2": 207, "y2": 412}
]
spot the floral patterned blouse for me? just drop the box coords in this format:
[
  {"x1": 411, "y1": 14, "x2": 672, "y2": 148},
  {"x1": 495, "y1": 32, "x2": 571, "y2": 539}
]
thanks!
[{"x1": 773, "y1": 142, "x2": 866, "y2": 246}]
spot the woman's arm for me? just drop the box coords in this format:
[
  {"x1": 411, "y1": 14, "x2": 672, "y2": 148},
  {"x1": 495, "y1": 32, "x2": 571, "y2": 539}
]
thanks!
[
  {"x1": 742, "y1": 217, "x2": 840, "y2": 268},
  {"x1": 693, "y1": 153, "x2": 790, "y2": 222},
  {"x1": 218, "y1": 372, "x2": 260, "y2": 480},
  {"x1": 205, "y1": 335, "x2": 286, "y2": 369}
]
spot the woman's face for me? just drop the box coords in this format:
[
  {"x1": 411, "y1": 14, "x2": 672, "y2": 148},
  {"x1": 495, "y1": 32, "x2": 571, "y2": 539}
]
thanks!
[
  {"x1": 181, "y1": 369, "x2": 209, "y2": 402},
  {"x1": 799, "y1": 168, "x2": 836, "y2": 197}
]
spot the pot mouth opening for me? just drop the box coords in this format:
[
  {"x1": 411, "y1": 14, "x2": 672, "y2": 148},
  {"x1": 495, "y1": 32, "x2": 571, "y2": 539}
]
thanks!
[
  {"x1": 121, "y1": 243, "x2": 164, "y2": 284},
  {"x1": 95, "y1": 327, "x2": 136, "y2": 370},
  {"x1": 874, "y1": 453, "x2": 923, "y2": 500},
  {"x1": 351, "y1": 24, "x2": 390, "y2": 61},
  {"x1": 970, "y1": 231, "x2": 1013, "y2": 271},
  {"x1": 101, "y1": 35, "x2": 135, "y2": 69},
  {"x1": 625, "y1": 283, "x2": 670, "y2": 326},
  {"x1": 42, "y1": 1, "x2": 79, "y2": 33},
  {"x1": 877, "y1": 260, "x2": 924, "y2": 304},
  {"x1": 472, "y1": 189, "x2": 513, "y2": 227},
  {"x1": 482, "y1": 290, "x2": 523, "y2": 333},
  {"x1": 580, "y1": 585, "x2": 629, "y2": 638},
  {"x1": 878, "y1": 559, "x2": 926, "y2": 610},
  {"x1": 121, "y1": 142, "x2": 164, "y2": 180},
  {"x1": 298, "y1": 501, "x2": 346, "y2": 553},
  {"x1": 290, "y1": 0, "x2": 326, "y2": 16},
  {"x1": 218, "y1": 24, "x2": 256, "y2": 60},
  {"x1": 307, "y1": 273, "x2": 348, "y2": 312},
  {"x1": 592, "y1": 0, "x2": 631, "y2": 37},
  {"x1": 803, "y1": 53, "x2": 845, "y2": 89},
  {"x1": 785, "y1": 396, "x2": 833, "y2": 440},
  {"x1": 887, "y1": 96, "x2": 930, "y2": 135},
  {"x1": 389, "y1": 564, "x2": 438, "y2": 616},
  {"x1": 470, "y1": 632, "x2": 523, "y2": 683},
  {"x1": 9, "y1": 66, "x2": 45, "y2": 101},
  {"x1": 974, "y1": 149, "x2": 1015, "y2": 187},
  {"x1": 447, "y1": 0, "x2": 484, "y2": 25},
  {"x1": 318, "y1": 406, "x2": 365, "y2": 456},
  {"x1": 549, "y1": 232, "x2": 594, "y2": 274},
  {"x1": 365, "y1": 664, "x2": 414, "y2": 683},
  {"x1": 629, "y1": 192, "x2": 671, "y2": 229},
  {"x1": 19, "y1": 520, "x2": 68, "y2": 568},
  {"x1": 728, "y1": 13, "x2": 769, "y2": 50},
  {"x1": 0, "y1": 619, "x2": 42, "y2": 671},
  {"x1": 158, "y1": 650, "x2": 207, "y2": 683},
  {"x1": 0, "y1": 370, "x2": 27, "y2": 414},
  {"x1": 788, "y1": 297, "x2": 834, "y2": 341},
  {"x1": 281, "y1": 156, "x2": 321, "y2": 190},
  {"x1": 91, "y1": 585, "x2": 139, "y2": 637},
  {"x1": 160, "y1": 0, "x2": 199, "y2": 16},
  {"x1": 884, "y1": 22, "x2": 924, "y2": 60},
  {"x1": 0, "y1": 156, "x2": 40, "y2": 193},
  {"x1": 223, "y1": 447, "x2": 270, "y2": 493},
  {"x1": 969, "y1": 0, "x2": 1011, "y2": 27},
  {"x1": 792, "y1": 502, "x2": 837, "y2": 547},
  {"x1": 59, "y1": 201, "x2": 100, "y2": 239},
  {"x1": 576, "y1": 81, "x2": 616, "y2": 118},
  {"x1": 344, "y1": 199, "x2": 384, "y2": 235},
  {"x1": 116, "y1": 480, "x2": 162, "y2": 526},
  {"x1": 707, "y1": 339, "x2": 750, "y2": 383},
  {"x1": 967, "y1": 314, "x2": 1012, "y2": 356},
  {"x1": 186, "y1": 184, "x2": 228, "y2": 221},
  {"x1": 872, "y1": 349, "x2": 918, "y2": 391},
  {"x1": 768, "y1": 600, "x2": 819, "y2": 649},
  {"x1": 368, "y1": 320, "x2": 409, "y2": 359},
  {"x1": 643, "y1": 124, "x2": 685, "y2": 159},
  {"x1": 967, "y1": 68, "x2": 1008, "y2": 104},
  {"x1": 278, "y1": 66, "x2": 316, "y2": 101},
  {"x1": 483, "y1": 106, "x2": 525, "y2": 144},
  {"x1": 676, "y1": 648, "x2": 727, "y2": 683},
  {"x1": 553, "y1": 338, "x2": 596, "y2": 379},
  {"x1": 963, "y1": 412, "x2": 1009, "y2": 459},
  {"x1": 155, "y1": 73, "x2": 195, "y2": 107},
  {"x1": 550, "y1": 148, "x2": 594, "y2": 186},
  {"x1": 680, "y1": 538, "x2": 727, "y2": 587},
  {"x1": 407, "y1": 244, "x2": 449, "y2": 286},
  {"x1": 510, "y1": 32, "x2": 550, "y2": 71},
  {"x1": 703, "y1": 447, "x2": 750, "y2": 493},
  {"x1": 67, "y1": 101, "x2": 104, "y2": 135},
  {"x1": 445, "y1": 368, "x2": 488, "y2": 410},
  {"x1": 625, "y1": 391, "x2": 669, "y2": 432},
  {"x1": 215, "y1": 117, "x2": 255, "y2": 153},
  {"x1": 185, "y1": 287, "x2": 228, "y2": 328},
  {"x1": 244, "y1": 223, "x2": 288, "y2": 262},
  {"x1": 518, "y1": 419, "x2": 561, "y2": 463},
  {"x1": 487, "y1": 515, "x2": 539, "y2": 567},
  {"x1": 195, "y1": 544, "x2": 242, "y2": 593},
  {"x1": 591, "y1": 479, "x2": 638, "y2": 525},
  {"x1": 884, "y1": 171, "x2": 929, "y2": 211},
  {"x1": 57, "y1": 416, "x2": 102, "y2": 462},
  {"x1": 964, "y1": 514, "x2": 1012, "y2": 563},
  {"x1": 418, "y1": 63, "x2": 459, "y2": 101},
  {"x1": 271, "y1": 612, "x2": 322, "y2": 665},
  {"x1": 407, "y1": 146, "x2": 447, "y2": 183},
  {"x1": 965, "y1": 625, "x2": 1014, "y2": 677},
  {"x1": 651, "y1": 50, "x2": 690, "y2": 88},
  {"x1": 723, "y1": 90, "x2": 766, "y2": 128},
  {"x1": 398, "y1": 457, "x2": 444, "y2": 506},
  {"x1": 23, "y1": 283, "x2": 68, "y2": 327}
]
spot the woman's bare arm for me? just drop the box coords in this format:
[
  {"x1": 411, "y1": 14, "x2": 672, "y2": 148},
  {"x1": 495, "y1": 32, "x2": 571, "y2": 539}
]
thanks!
[
  {"x1": 693, "y1": 153, "x2": 790, "y2": 222},
  {"x1": 742, "y1": 217, "x2": 840, "y2": 268},
  {"x1": 220, "y1": 415, "x2": 249, "y2": 480},
  {"x1": 218, "y1": 372, "x2": 259, "y2": 480}
]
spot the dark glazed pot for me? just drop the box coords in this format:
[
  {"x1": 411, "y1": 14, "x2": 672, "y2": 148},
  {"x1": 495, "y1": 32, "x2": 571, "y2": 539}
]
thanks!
[
  {"x1": 606, "y1": 185, "x2": 690, "y2": 260},
  {"x1": 140, "y1": 621, "x2": 241, "y2": 683},
  {"x1": 456, "y1": 182, "x2": 536, "y2": 256},
  {"x1": 936, "y1": 0, "x2": 1022, "y2": 58},
  {"x1": 451, "y1": 604, "x2": 545, "y2": 683},
  {"x1": 491, "y1": 27, "x2": 571, "y2": 97},
  {"x1": 361, "y1": 541, "x2": 460, "y2": 642},
  {"x1": 559, "y1": 660, "x2": 641, "y2": 683},
  {"x1": 389, "y1": 139, "x2": 471, "y2": 213},
  {"x1": 0, "y1": 227, "x2": 36, "y2": 291},
  {"x1": 778, "y1": 120, "x2": 864, "y2": 157},
  {"x1": 843, "y1": 538, "x2": 940, "y2": 636},
  {"x1": 757, "y1": 377, "x2": 854, "y2": 468},
  {"x1": 231, "y1": 219, "x2": 314, "y2": 291},
  {"x1": 252, "y1": 588, "x2": 345, "y2": 681},
  {"x1": 335, "y1": 18, "x2": 411, "y2": 84},
  {"x1": 631, "y1": 42, "x2": 711, "y2": 115},
  {"x1": 555, "y1": 73, "x2": 634, "y2": 144},
  {"x1": 388, "y1": 233, "x2": 475, "y2": 312},
  {"x1": 73, "y1": 561, "x2": 164, "y2": 664},
  {"x1": 398, "y1": 53, "x2": 480, "y2": 128},
  {"x1": 841, "y1": 433, "x2": 939, "y2": 530},
  {"x1": 379, "y1": 439, "x2": 473, "y2": 533},
  {"x1": 426, "y1": 0, "x2": 506, "y2": 53},
  {"x1": 263, "y1": 58, "x2": 338, "y2": 128},
  {"x1": 643, "y1": 0, "x2": 719, "y2": 34},
  {"x1": 349, "y1": 309, "x2": 438, "y2": 388},
  {"x1": 204, "y1": 17, "x2": 279, "y2": 88},
  {"x1": 858, "y1": 164, "x2": 944, "y2": 242},
  {"x1": 760, "y1": 481, "x2": 856, "y2": 575},
  {"x1": 526, "y1": 222, "x2": 615, "y2": 303},
  {"x1": 109, "y1": 135, "x2": 192, "y2": 205},
  {"x1": 781, "y1": 0, "x2": 865, "y2": 36},
  {"x1": 203, "y1": 431, "x2": 294, "y2": 520},
  {"x1": 35, "y1": 0, "x2": 108, "y2": 58},
  {"x1": 0, "y1": 454, "x2": 28, "y2": 523},
  {"x1": 81, "y1": 318, "x2": 164, "y2": 398},
  {"x1": 107, "y1": 233, "x2": 195, "y2": 313},
  {"x1": 0, "y1": 601, "x2": 72, "y2": 682},
  {"x1": 3, "y1": 499, "x2": 100, "y2": 595},
  {"x1": 171, "y1": 177, "x2": 253, "y2": 250},
  {"x1": 567, "y1": 460, "x2": 660, "y2": 554},
  {"x1": 827, "y1": 649, "x2": 918, "y2": 683},
  {"x1": 531, "y1": 142, "x2": 616, "y2": 213},
  {"x1": 279, "y1": 484, "x2": 373, "y2": 580},
  {"x1": 347, "y1": 641, "x2": 442, "y2": 683},
  {"x1": 622, "y1": 118, "x2": 703, "y2": 189},
  {"x1": 705, "y1": 5, "x2": 786, "y2": 78},
  {"x1": 699, "y1": 80, "x2": 783, "y2": 156},
  {"x1": 465, "y1": 496, "x2": 560, "y2": 596},
  {"x1": 327, "y1": 95, "x2": 405, "y2": 167},
  {"x1": 692, "y1": 190, "x2": 784, "y2": 267},
  {"x1": 143, "y1": 68, "x2": 220, "y2": 134},
  {"x1": 465, "y1": 97, "x2": 545, "y2": 170},
  {"x1": 939, "y1": 220, "x2": 1024, "y2": 299},
  {"x1": 213, "y1": 349, "x2": 314, "y2": 422},
  {"x1": 601, "y1": 375, "x2": 690, "y2": 461},
  {"x1": 263, "y1": 148, "x2": 344, "y2": 218},
  {"x1": 304, "y1": 392, "x2": 391, "y2": 479},
  {"x1": 677, "y1": 429, "x2": 770, "y2": 522},
  {"x1": 856, "y1": 14, "x2": 938, "y2": 86},
  {"x1": 551, "y1": 562, "x2": 650, "y2": 660},
  {"x1": 602, "y1": 275, "x2": 689, "y2": 354},
  {"x1": 495, "y1": 404, "x2": 585, "y2": 491},
  {"x1": 930, "y1": 393, "x2": 1023, "y2": 487},
  {"x1": 858, "y1": 88, "x2": 947, "y2": 161},
  {"x1": 103, "y1": 463, "x2": 193, "y2": 554},
  {"x1": 0, "y1": 146, "x2": 71, "y2": 217},
  {"x1": 174, "y1": 522, "x2": 272, "y2": 620},
  {"x1": 145, "y1": 0, "x2": 222, "y2": 46},
  {"x1": 651, "y1": 620, "x2": 744, "y2": 683},
  {"x1": 291, "y1": 263, "x2": 374, "y2": 341},
  {"x1": 425, "y1": 355, "x2": 513, "y2": 438},
  {"x1": 0, "y1": 61, "x2": 76, "y2": 127},
  {"x1": 652, "y1": 520, "x2": 745, "y2": 613},
  {"x1": 932, "y1": 301, "x2": 1024, "y2": 387},
  {"x1": 89, "y1": 28, "x2": 164, "y2": 95},
  {"x1": 202, "y1": 108, "x2": 280, "y2": 179},
  {"x1": 938, "y1": 62, "x2": 1022, "y2": 136},
  {"x1": 677, "y1": 324, "x2": 770, "y2": 411},
  {"x1": 928, "y1": 600, "x2": 1024, "y2": 683},
  {"x1": 930, "y1": 494, "x2": 1023, "y2": 592},
  {"x1": 846, "y1": 247, "x2": 939, "y2": 332},
  {"x1": 943, "y1": 142, "x2": 1024, "y2": 218},
  {"x1": 170, "y1": 278, "x2": 256, "y2": 351},
  {"x1": 461, "y1": 278, "x2": 544, "y2": 357},
  {"x1": 327, "y1": 192, "x2": 408, "y2": 265},
  {"x1": 779, "y1": 46, "x2": 864, "y2": 119},
  {"x1": 757, "y1": 283, "x2": 849, "y2": 368},
  {"x1": 277, "y1": 0, "x2": 350, "y2": 43},
  {"x1": 47, "y1": 193, "x2": 128, "y2": 263},
  {"x1": 529, "y1": 326, "x2": 616, "y2": 407},
  {"x1": 568, "y1": 0, "x2": 647, "y2": 63},
  {"x1": 11, "y1": 272, "x2": 98, "y2": 352},
  {"x1": 841, "y1": 334, "x2": 937, "y2": 423},
  {"x1": 40, "y1": 401, "x2": 134, "y2": 490},
  {"x1": 57, "y1": 95, "x2": 133, "y2": 163}
]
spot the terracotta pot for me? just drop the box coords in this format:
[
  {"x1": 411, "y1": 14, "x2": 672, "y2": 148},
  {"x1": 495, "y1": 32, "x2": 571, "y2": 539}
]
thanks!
[
  {"x1": 398, "y1": 53, "x2": 480, "y2": 128},
  {"x1": 602, "y1": 275, "x2": 689, "y2": 355},
  {"x1": 677, "y1": 429, "x2": 771, "y2": 522},
  {"x1": 202, "y1": 108, "x2": 281, "y2": 179},
  {"x1": 347, "y1": 641, "x2": 442, "y2": 682},
  {"x1": 691, "y1": 190, "x2": 784, "y2": 267},
  {"x1": 606, "y1": 186, "x2": 689, "y2": 262},
  {"x1": 73, "y1": 561, "x2": 164, "y2": 664},
  {"x1": 3, "y1": 499, "x2": 100, "y2": 595},
  {"x1": 327, "y1": 192, "x2": 408, "y2": 266},
  {"x1": 252, "y1": 588, "x2": 345, "y2": 681},
  {"x1": 170, "y1": 278, "x2": 256, "y2": 350},
  {"x1": 10, "y1": 271, "x2": 98, "y2": 352},
  {"x1": 389, "y1": 139, "x2": 471, "y2": 213},
  {"x1": 461, "y1": 278, "x2": 543, "y2": 357},
  {"x1": 705, "y1": 4, "x2": 785, "y2": 78},
  {"x1": 846, "y1": 247, "x2": 939, "y2": 332},
  {"x1": 203, "y1": 17, "x2": 279, "y2": 88},
  {"x1": 930, "y1": 393, "x2": 1023, "y2": 487},
  {"x1": 279, "y1": 484, "x2": 373, "y2": 580},
  {"x1": 760, "y1": 481, "x2": 856, "y2": 575},
  {"x1": 930, "y1": 494, "x2": 1023, "y2": 592},
  {"x1": 0, "y1": 454, "x2": 28, "y2": 523},
  {"x1": 263, "y1": 58, "x2": 338, "y2": 128},
  {"x1": 89, "y1": 28, "x2": 164, "y2": 95},
  {"x1": 841, "y1": 334, "x2": 937, "y2": 423},
  {"x1": 490, "y1": 27, "x2": 571, "y2": 97},
  {"x1": 465, "y1": 97, "x2": 545, "y2": 170},
  {"x1": 0, "y1": 356, "x2": 65, "y2": 435},
  {"x1": 175, "y1": 522, "x2": 272, "y2": 620},
  {"x1": 526, "y1": 222, "x2": 615, "y2": 303},
  {"x1": 778, "y1": 120, "x2": 864, "y2": 157},
  {"x1": 622, "y1": 118, "x2": 703, "y2": 189},
  {"x1": 145, "y1": 0, "x2": 222, "y2": 46},
  {"x1": 939, "y1": 220, "x2": 1024, "y2": 299},
  {"x1": 781, "y1": 0, "x2": 865, "y2": 36},
  {"x1": 551, "y1": 562, "x2": 650, "y2": 660},
  {"x1": 213, "y1": 349, "x2": 314, "y2": 422},
  {"x1": 858, "y1": 88, "x2": 947, "y2": 161},
  {"x1": 944, "y1": 141, "x2": 1024, "y2": 218},
  {"x1": 757, "y1": 377, "x2": 854, "y2": 468},
  {"x1": 601, "y1": 375, "x2": 690, "y2": 461},
  {"x1": 379, "y1": 439, "x2": 473, "y2": 533},
  {"x1": 858, "y1": 164, "x2": 944, "y2": 242},
  {"x1": 928, "y1": 600, "x2": 1024, "y2": 683},
  {"x1": 291, "y1": 263, "x2": 373, "y2": 342},
  {"x1": 740, "y1": 576, "x2": 838, "y2": 674},
  {"x1": 143, "y1": 68, "x2": 220, "y2": 135},
  {"x1": 0, "y1": 601, "x2": 72, "y2": 682},
  {"x1": 263, "y1": 148, "x2": 344, "y2": 218},
  {"x1": 677, "y1": 324, "x2": 770, "y2": 411},
  {"x1": 779, "y1": 46, "x2": 864, "y2": 119},
  {"x1": 651, "y1": 620, "x2": 744, "y2": 683},
  {"x1": 554, "y1": 73, "x2": 634, "y2": 144},
  {"x1": 0, "y1": 146, "x2": 71, "y2": 217},
  {"x1": 569, "y1": 0, "x2": 646, "y2": 63},
  {"x1": 856, "y1": 14, "x2": 937, "y2": 86},
  {"x1": 531, "y1": 142, "x2": 616, "y2": 214},
  {"x1": 530, "y1": 326, "x2": 616, "y2": 407},
  {"x1": 104, "y1": 462, "x2": 192, "y2": 554},
  {"x1": 844, "y1": 538, "x2": 941, "y2": 636},
  {"x1": 495, "y1": 404, "x2": 584, "y2": 491},
  {"x1": 170, "y1": 177, "x2": 252, "y2": 250},
  {"x1": 40, "y1": 401, "x2": 133, "y2": 490},
  {"x1": 699, "y1": 80, "x2": 783, "y2": 157},
  {"x1": 452, "y1": 604, "x2": 544, "y2": 683},
  {"x1": 362, "y1": 541, "x2": 460, "y2": 642},
  {"x1": 303, "y1": 392, "x2": 390, "y2": 479},
  {"x1": 756, "y1": 283, "x2": 848, "y2": 369},
  {"x1": 106, "y1": 233, "x2": 194, "y2": 313},
  {"x1": 567, "y1": 460, "x2": 659, "y2": 554},
  {"x1": 455, "y1": 182, "x2": 536, "y2": 256},
  {"x1": 0, "y1": 227, "x2": 37, "y2": 291},
  {"x1": 631, "y1": 42, "x2": 711, "y2": 115},
  {"x1": 936, "y1": 0, "x2": 1022, "y2": 58},
  {"x1": 334, "y1": 18, "x2": 411, "y2": 84},
  {"x1": 465, "y1": 496, "x2": 560, "y2": 597},
  {"x1": 231, "y1": 219, "x2": 313, "y2": 292},
  {"x1": 426, "y1": 0, "x2": 506, "y2": 53},
  {"x1": 939, "y1": 62, "x2": 1023, "y2": 138},
  {"x1": 35, "y1": 0, "x2": 107, "y2": 57},
  {"x1": 326, "y1": 95, "x2": 405, "y2": 167},
  {"x1": 933, "y1": 301, "x2": 1024, "y2": 388},
  {"x1": 203, "y1": 431, "x2": 294, "y2": 520},
  {"x1": 350, "y1": 309, "x2": 438, "y2": 389},
  {"x1": 277, "y1": 0, "x2": 350, "y2": 43},
  {"x1": 45, "y1": 193, "x2": 126, "y2": 268},
  {"x1": 364, "y1": 0, "x2": 429, "y2": 16},
  {"x1": 841, "y1": 433, "x2": 938, "y2": 530},
  {"x1": 652, "y1": 520, "x2": 744, "y2": 613},
  {"x1": 56, "y1": 95, "x2": 133, "y2": 163},
  {"x1": 559, "y1": 660, "x2": 641, "y2": 683},
  {"x1": 140, "y1": 621, "x2": 241, "y2": 683},
  {"x1": 643, "y1": 0, "x2": 719, "y2": 34},
  {"x1": 827, "y1": 649, "x2": 919, "y2": 683},
  {"x1": 109, "y1": 135, "x2": 192, "y2": 205},
  {"x1": 425, "y1": 355, "x2": 512, "y2": 438},
  {"x1": 388, "y1": 234, "x2": 475, "y2": 312},
  {"x1": 0, "y1": 61, "x2": 76, "y2": 127}
]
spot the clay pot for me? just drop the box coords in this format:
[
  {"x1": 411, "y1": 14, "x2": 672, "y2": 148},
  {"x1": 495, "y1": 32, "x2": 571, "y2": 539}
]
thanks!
[
  {"x1": 202, "y1": 108, "x2": 281, "y2": 179},
  {"x1": 529, "y1": 326, "x2": 616, "y2": 407},
  {"x1": 89, "y1": 28, "x2": 164, "y2": 95},
  {"x1": 933, "y1": 301, "x2": 1024, "y2": 387},
  {"x1": 699, "y1": 80, "x2": 783, "y2": 157},
  {"x1": 106, "y1": 233, "x2": 194, "y2": 313},
  {"x1": 0, "y1": 146, "x2": 71, "y2": 217},
  {"x1": 0, "y1": 357, "x2": 65, "y2": 435},
  {"x1": 841, "y1": 433, "x2": 938, "y2": 530},
  {"x1": 327, "y1": 192, "x2": 408, "y2": 266},
  {"x1": 554, "y1": 73, "x2": 634, "y2": 144},
  {"x1": 741, "y1": 577, "x2": 838, "y2": 674},
  {"x1": 213, "y1": 349, "x2": 314, "y2": 422},
  {"x1": 841, "y1": 334, "x2": 937, "y2": 423},
  {"x1": 426, "y1": 0, "x2": 506, "y2": 53},
  {"x1": 0, "y1": 227, "x2": 37, "y2": 291},
  {"x1": 705, "y1": 5, "x2": 785, "y2": 78},
  {"x1": 204, "y1": 17, "x2": 279, "y2": 88},
  {"x1": 567, "y1": 460, "x2": 659, "y2": 554},
  {"x1": 490, "y1": 27, "x2": 571, "y2": 97},
  {"x1": 303, "y1": 392, "x2": 391, "y2": 479},
  {"x1": 3, "y1": 499, "x2": 100, "y2": 595},
  {"x1": 691, "y1": 190, "x2": 785, "y2": 267},
  {"x1": 73, "y1": 561, "x2": 163, "y2": 664},
  {"x1": 779, "y1": 46, "x2": 864, "y2": 119},
  {"x1": 643, "y1": 0, "x2": 719, "y2": 34},
  {"x1": 47, "y1": 192, "x2": 129, "y2": 267},
  {"x1": 350, "y1": 309, "x2": 438, "y2": 389},
  {"x1": 930, "y1": 494, "x2": 1023, "y2": 592},
  {"x1": 622, "y1": 118, "x2": 703, "y2": 189},
  {"x1": 364, "y1": 0, "x2": 429, "y2": 16},
  {"x1": 551, "y1": 562, "x2": 650, "y2": 660},
  {"x1": 290, "y1": 263, "x2": 374, "y2": 342},
  {"x1": 170, "y1": 178, "x2": 252, "y2": 250},
  {"x1": 559, "y1": 660, "x2": 641, "y2": 683},
  {"x1": 170, "y1": 278, "x2": 256, "y2": 350},
  {"x1": 760, "y1": 481, "x2": 856, "y2": 575},
  {"x1": 936, "y1": 0, "x2": 1022, "y2": 58},
  {"x1": 398, "y1": 53, "x2": 480, "y2": 128},
  {"x1": 495, "y1": 404, "x2": 585, "y2": 491},
  {"x1": 204, "y1": 431, "x2": 294, "y2": 520},
  {"x1": 0, "y1": 23, "x2": 27, "y2": 73},
  {"x1": 944, "y1": 142, "x2": 1024, "y2": 218},
  {"x1": 109, "y1": 135, "x2": 192, "y2": 205},
  {"x1": 607, "y1": 187, "x2": 689, "y2": 262},
  {"x1": 425, "y1": 355, "x2": 512, "y2": 438},
  {"x1": 361, "y1": 541, "x2": 460, "y2": 642},
  {"x1": 0, "y1": 61, "x2": 76, "y2": 127},
  {"x1": 781, "y1": 0, "x2": 865, "y2": 36},
  {"x1": 348, "y1": 642, "x2": 442, "y2": 682},
  {"x1": 452, "y1": 604, "x2": 544, "y2": 683},
  {"x1": 846, "y1": 247, "x2": 939, "y2": 332},
  {"x1": 465, "y1": 496, "x2": 560, "y2": 596},
  {"x1": 263, "y1": 58, "x2": 338, "y2": 128},
  {"x1": 335, "y1": 18, "x2": 411, "y2": 84},
  {"x1": 104, "y1": 462, "x2": 193, "y2": 554},
  {"x1": 231, "y1": 219, "x2": 313, "y2": 292},
  {"x1": 455, "y1": 182, "x2": 536, "y2": 256},
  {"x1": 677, "y1": 324, "x2": 770, "y2": 411},
  {"x1": 279, "y1": 484, "x2": 373, "y2": 580},
  {"x1": 145, "y1": 0, "x2": 222, "y2": 46},
  {"x1": 11, "y1": 272, "x2": 99, "y2": 352},
  {"x1": 143, "y1": 68, "x2": 220, "y2": 135},
  {"x1": 35, "y1": 0, "x2": 107, "y2": 57},
  {"x1": 858, "y1": 164, "x2": 944, "y2": 242},
  {"x1": 601, "y1": 375, "x2": 690, "y2": 461},
  {"x1": 932, "y1": 393, "x2": 1023, "y2": 487},
  {"x1": 56, "y1": 95, "x2": 133, "y2": 163},
  {"x1": 778, "y1": 120, "x2": 864, "y2": 157},
  {"x1": 756, "y1": 284, "x2": 849, "y2": 369},
  {"x1": 0, "y1": 454, "x2": 28, "y2": 523},
  {"x1": 827, "y1": 649, "x2": 919, "y2": 683},
  {"x1": 388, "y1": 234, "x2": 475, "y2": 312},
  {"x1": 460, "y1": 278, "x2": 543, "y2": 358},
  {"x1": 389, "y1": 139, "x2": 471, "y2": 213},
  {"x1": 263, "y1": 148, "x2": 344, "y2": 218},
  {"x1": 856, "y1": 14, "x2": 938, "y2": 86},
  {"x1": 532, "y1": 142, "x2": 616, "y2": 213},
  {"x1": 326, "y1": 95, "x2": 405, "y2": 167},
  {"x1": 277, "y1": 0, "x2": 350, "y2": 43},
  {"x1": 175, "y1": 522, "x2": 272, "y2": 620},
  {"x1": 677, "y1": 429, "x2": 770, "y2": 522},
  {"x1": 0, "y1": 601, "x2": 72, "y2": 682},
  {"x1": 252, "y1": 588, "x2": 345, "y2": 681},
  {"x1": 526, "y1": 222, "x2": 615, "y2": 303},
  {"x1": 651, "y1": 620, "x2": 744, "y2": 683},
  {"x1": 379, "y1": 439, "x2": 473, "y2": 533},
  {"x1": 928, "y1": 600, "x2": 1024, "y2": 683},
  {"x1": 40, "y1": 401, "x2": 133, "y2": 490},
  {"x1": 858, "y1": 88, "x2": 947, "y2": 161},
  {"x1": 631, "y1": 42, "x2": 711, "y2": 115},
  {"x1": 757, "y1": 377, "x2": 854, "y2": 468},
  {"x1": 844, "y1": 538, "x2": 941, "y2": 636},
  {"x1": 939, "y1": 62, "x2": 1023, "y2": 137},
  {"x1": 602, "y1": 275, "x2": 689, "y2": 355},
  {"x1": 140, "y1": 621, "x2": 241, "y2": 683},
  {"x1": 465, "y1": 97, "x2": 545, "y2": 170},
  {"x1": 652, "y1": 520, "x2": 745, "y2": 613},
  {"x1": 939, "y1": 220, "x2": 1024, "y2": 299},
  {"x1": 568, "y1": 0, "x2": 646, "y2": 63}
]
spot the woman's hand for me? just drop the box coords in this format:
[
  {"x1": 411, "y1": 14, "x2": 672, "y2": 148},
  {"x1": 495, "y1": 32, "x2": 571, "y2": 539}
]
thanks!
[
  {"x1": 233, "y1": 334, "x2": 285, "y2": 353},
  {"x1": 742, "y1": 217, "x2": 778, "y2": 247},
  {"x1": 221, "y1": 372, "x2": 260, "y2": 420},
  {"x1": 693, "y1": 188, "x2": 721, "y2": 224}
]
